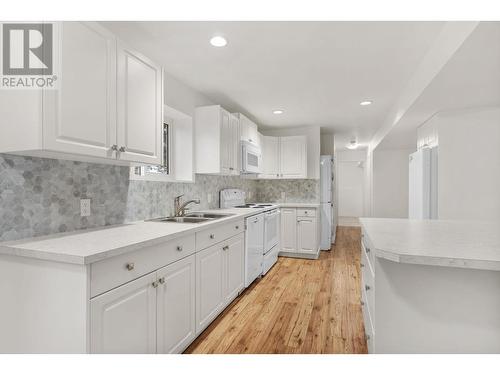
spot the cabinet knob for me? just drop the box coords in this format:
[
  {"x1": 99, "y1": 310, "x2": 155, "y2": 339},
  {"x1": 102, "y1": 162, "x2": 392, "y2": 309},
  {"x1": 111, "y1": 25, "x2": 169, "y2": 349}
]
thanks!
[
  {"x1": 249, "y1": 139, "x2": 253, "y2": 142},
  {"x1": 360, "y1": 263, "x2": 365, "y2": 268},
  {"x1": 365, "y1": 284, "x2": 371, "y2": 291},
  {"x1": 159, "y1": 277, "x2": 165, "y2": 284},
  {"x1": 119, "y1": 146, "x2": 126, "y2": 152},
  {"x1": 365, "y1": 247, "x2": 371, "y2": 253},
  {"x1": 152, "y1": 281, "x2": 159, "y2": 288},
  {"x1": 110, "y1": 144, "x2": 118, "y2": 151},
  {"x1": 304, "y1": 211, "x2": 308, "y2": 214},
  {"x1": 125, "y1": 262, "x2": 135, "y2": 271},
  {"x1": 366, "y1": 334, "x2": 371, "y2": 341},
  {"x1": 360, "y1": 300, "x2": 365, "y2": 306},
  {"x1": 235, "y1": 225, "x2": 239, "y2": 230},
  {"x1": 276, "y1": 174, "x2": 279, "y2": 177},
  {"x1": 223, "y1": 245, "x2": 229, "y2": 251},
  {"x1": 176, "y1": 245, "x2": 183, "y2": 252},
  {"x1": 210, "y1": 234, "x2": 215, "y2": 239}
]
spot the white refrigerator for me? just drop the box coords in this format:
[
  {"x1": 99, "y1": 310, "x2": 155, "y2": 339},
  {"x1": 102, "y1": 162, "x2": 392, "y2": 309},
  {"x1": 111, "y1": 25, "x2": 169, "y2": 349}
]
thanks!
[
  {"x1": 320, "y1": 155, "x2": 336, "y2": 250},
  {"x1": 408, "y1": 147, "x2": 438, "y2": 219}
]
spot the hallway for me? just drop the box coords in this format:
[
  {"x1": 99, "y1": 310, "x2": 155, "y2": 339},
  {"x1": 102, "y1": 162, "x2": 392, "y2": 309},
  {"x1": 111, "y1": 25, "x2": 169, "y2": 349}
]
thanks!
[{"x1": 185, "y1": 226, "x2": 367, "y2": 354}]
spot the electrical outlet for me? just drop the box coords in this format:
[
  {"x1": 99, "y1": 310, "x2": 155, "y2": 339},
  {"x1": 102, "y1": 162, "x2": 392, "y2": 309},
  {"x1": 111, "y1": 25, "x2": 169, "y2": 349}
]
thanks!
[
  {"x1": 80, "y1": 198, "x2": 91, "y2": 217},
  {"x1": 207, "y1": 193, "x2": 212, "y2": 204},
  {"x1": 281, "y1": 192, "x2": 286, "y2": 201}
]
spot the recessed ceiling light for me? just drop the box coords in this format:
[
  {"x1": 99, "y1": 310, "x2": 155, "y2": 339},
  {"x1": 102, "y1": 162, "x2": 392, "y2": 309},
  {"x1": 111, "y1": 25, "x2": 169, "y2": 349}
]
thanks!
[
  {"x1": 360, "y1": 100, "x2": 373, "y2": 106},
  {"x1": 210, "y1": 36, "x2": 227, "y2": 47},
  {"x1": 346, "y1": 140, "x2": 359, "y2": 150},
  {"x1": 272, "y1": 109, "x2": 284, "y2": 115}
]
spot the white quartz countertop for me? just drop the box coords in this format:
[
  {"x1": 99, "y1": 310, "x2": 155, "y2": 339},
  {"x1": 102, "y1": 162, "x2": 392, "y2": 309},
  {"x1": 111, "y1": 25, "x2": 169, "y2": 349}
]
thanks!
[
  {"x1": 0, "y1": 207, "x2": 269, "y2": 265},
  {"x1": 359, "y1": 218, "x2": 500, "y2": 271},
  {"x1": 278, "y1": 203, "x2": 320, "y2": 208}
]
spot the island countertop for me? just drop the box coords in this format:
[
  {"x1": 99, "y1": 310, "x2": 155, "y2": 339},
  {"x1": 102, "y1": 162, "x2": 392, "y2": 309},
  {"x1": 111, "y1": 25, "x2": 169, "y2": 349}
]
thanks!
[{"x1": 359, "y1": 218, "x2": 500, "y2": 271}]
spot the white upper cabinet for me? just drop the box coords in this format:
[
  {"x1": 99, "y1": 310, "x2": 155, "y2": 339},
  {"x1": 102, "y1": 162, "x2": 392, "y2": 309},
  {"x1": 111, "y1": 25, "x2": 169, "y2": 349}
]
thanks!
[
  {"x1": 234, "y1": 113, "x2": 260, "y2": 148},
  {"x1": 280, "y1": 136, "x2": 307, "y2": 178},
  {"x1": 43, "y1": 22, "x2": 117, "y2": 159},
  {"x1": 194, "y1": 105, "x2": 239, "y2": 176},
  {"x1": 260, "y1": 136, "x2": 280, "y2": 179},
  {"x1": 0, "y1": 22, "x2": 163, "y2": 166},
  {"x1": 117, "y1": 43, "x2": 163, "y2": 164},
  {"x1": 259, "y1": 135, "x2": 307, "y2": 179}
]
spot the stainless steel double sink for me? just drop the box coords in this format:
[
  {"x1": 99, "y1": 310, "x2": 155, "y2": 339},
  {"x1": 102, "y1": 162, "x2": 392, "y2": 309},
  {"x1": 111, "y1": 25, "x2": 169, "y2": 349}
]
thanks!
[{"x1": 148, "y1": 212, "x2": 234, "y2": 224}]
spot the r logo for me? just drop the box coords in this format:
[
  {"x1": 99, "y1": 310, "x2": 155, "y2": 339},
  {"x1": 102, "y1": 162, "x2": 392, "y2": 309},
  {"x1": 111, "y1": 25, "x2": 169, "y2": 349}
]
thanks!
[{"x1": 2, "y1": 23, "x2": 53, "y2": 75}]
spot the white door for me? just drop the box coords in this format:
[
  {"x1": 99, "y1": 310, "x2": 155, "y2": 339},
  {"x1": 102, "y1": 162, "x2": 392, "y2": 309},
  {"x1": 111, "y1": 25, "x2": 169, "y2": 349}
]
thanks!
[
  {"x1": 260, "y1": 136, "x2": 280, "y2": 178},
  {"x1": 280, "y1": 208, "x2": 297, "y2": 252},
  {"x1": 338, "y1": 161, "x2": 365, "y2": 218},
  {"x1": 156, "y1": 255, "x2": 196, "y2": 354},
  {"x1": 90, "y1": 272, "x2": 157, "y2": 354},
  {"x1": 224, "y1": 233, "x2": 245, "y2": 303},
  {"x1": 196, "y1": 243, "x2": 225, "y2": 334},
  {"x1": 220, "y1": 108, "x2": 231, "y2": 174},
  {"x1": 43, "y1": 22, "x2": 117, "y2": 159},
  {"x1": 117, "y1": 42, "x2": 163, "y2": 164},
  {"x1": 280, "y1": 136, "x2": 307, "y2": 178},
  {"x1": 297, "y1": 217, "x2": 317, "y2": 254},
  {"x1": 229, "y1": 114, "x2": 240, "y2": 174}
]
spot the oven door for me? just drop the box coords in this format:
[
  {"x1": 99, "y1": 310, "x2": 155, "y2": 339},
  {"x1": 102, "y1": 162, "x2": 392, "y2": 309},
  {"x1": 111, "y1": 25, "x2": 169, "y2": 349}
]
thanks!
[
  {"x1": 264, "y1": 209, "x2": 279, "y2": 254},
  {"x1": 241, "y1": 142, "x2": 262, "y2": 174}
]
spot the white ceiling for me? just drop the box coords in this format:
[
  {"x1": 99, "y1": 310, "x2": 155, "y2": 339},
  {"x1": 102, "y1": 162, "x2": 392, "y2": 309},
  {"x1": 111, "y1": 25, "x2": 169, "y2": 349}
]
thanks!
[
  {"x1": 102, "y1": 21, "x2": 445, "y2": 148},
  {"x1": 378, "y1": 22, "x2": 500, "y2": 150}
]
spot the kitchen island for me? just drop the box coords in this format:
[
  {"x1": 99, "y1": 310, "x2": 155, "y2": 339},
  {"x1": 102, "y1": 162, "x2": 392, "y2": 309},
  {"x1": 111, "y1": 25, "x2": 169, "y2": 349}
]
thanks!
[{"x1": 359, "y1": 218, "x2": 500, "y2": 353}]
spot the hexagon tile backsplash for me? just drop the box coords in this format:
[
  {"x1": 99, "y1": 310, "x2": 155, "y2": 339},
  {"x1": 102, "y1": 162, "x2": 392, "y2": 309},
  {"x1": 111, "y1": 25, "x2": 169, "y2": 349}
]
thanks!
[{"x1": 0, "y1": 154, "x2": 319, "y2": 242}]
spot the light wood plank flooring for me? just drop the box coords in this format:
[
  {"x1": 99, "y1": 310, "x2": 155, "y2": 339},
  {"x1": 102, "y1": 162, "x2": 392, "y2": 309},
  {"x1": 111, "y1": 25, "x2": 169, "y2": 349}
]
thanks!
[{"x1": 185, "y1": 226, "x2": 367, "y2": 354}]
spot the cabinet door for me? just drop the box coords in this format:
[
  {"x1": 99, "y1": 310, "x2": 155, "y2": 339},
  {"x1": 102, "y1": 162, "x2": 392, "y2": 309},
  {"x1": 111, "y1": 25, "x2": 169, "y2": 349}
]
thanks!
[
  {"x1": 157, "y1": 255, "x2": 196, "y2": 354},
  {"x1": 117, "y1": 42, "x2": 163, "y2": 164},
  {"x1": 220, "y1": 108, "x2": 232, "y2": 174},
  {"x1": 43, "y1": 22, "x2": 117, "y2": 158},
  {"x1": 248, "y1": 122, "x2": 261, "y2": 148},
  {"x1": 260, "y1": 136, "x2": 280, "y2": 178},
  {"x1": 280, "y1": 136, "x2": 307, "y2": 178},
  {"x1": 229, "y1": 114, "x2": 240, "y2": 174},
  {"x1": 196, "y1": 243, "x2": 225, "y2": 334},
  {"x1": 297, "y1": 217, "x2": 318, "y2": 254},
  {"x1": 280, "y1": 208, "x2": 297, "y2": 252},
  {"x1": 90, "y1": 272, "x2": 157, "y2": 354},
  {"x1": 238, "y1": 114, "x2": 250, "y2": 142},
  {"x1": 224, "y1": 233, "x2": 245, "y2": 303}
]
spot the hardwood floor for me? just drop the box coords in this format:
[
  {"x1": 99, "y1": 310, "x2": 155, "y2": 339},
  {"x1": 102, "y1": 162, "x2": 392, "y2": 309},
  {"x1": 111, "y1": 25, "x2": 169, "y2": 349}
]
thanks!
[{"x1": 185, "y1": 226, "x2": 367, "y2": 354}]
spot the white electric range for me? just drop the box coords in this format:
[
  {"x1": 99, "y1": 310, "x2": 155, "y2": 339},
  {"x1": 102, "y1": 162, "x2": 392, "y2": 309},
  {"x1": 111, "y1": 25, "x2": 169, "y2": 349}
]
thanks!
[{"x1": 220, "y1": 189, "x2": 280, "y2": 286}]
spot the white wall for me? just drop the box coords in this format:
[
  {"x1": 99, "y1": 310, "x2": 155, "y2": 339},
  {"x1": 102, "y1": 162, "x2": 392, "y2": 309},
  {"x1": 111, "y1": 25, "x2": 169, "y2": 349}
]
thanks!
[
  {"x1": 320, "y1": 133, "x2": 335, "y2": 155},
  {"x1": 372, "y1": 148, "x2": 414, "y2": 218},
  {"x1": 262, "y1": 126, "x2": 321, "y2": 179},
  {"x1": 431, "y1": 107, "x2": 500, "y2": 221}
]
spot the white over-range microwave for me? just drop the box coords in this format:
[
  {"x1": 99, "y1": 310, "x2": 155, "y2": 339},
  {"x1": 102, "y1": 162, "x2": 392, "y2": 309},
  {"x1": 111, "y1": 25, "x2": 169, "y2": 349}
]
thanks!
[{"x1": 241, "y1": 141, "x2": 262, "y2": 174}]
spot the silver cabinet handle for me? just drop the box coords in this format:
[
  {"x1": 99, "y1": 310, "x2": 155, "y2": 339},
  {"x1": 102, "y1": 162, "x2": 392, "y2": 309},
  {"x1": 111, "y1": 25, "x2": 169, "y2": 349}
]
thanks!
[
  {"x1": 360, "y1": 263, "x2": 365, "y2": 268},
  {"x1": 365, "y1": 284, "x2": 371, "y2": 291},
  {"x1": 235, "y1": 225, "x2": 239, "y2": 230},
  {"x1": 366, "y1": 334, "x2": 371, "y2": 341},
  {"x1": 126, "y1": 263, "x2": 135, "y2": 271},
  {"x1": 254, "y1": 219, "x2": 259, "y2": 223},
  {"x1": 119, "y1": 146, "x2": 126, "y2": 152},
  {"x1": 159, "y1": 277, "x2": 165, "y2": 284},
  {"x1": 210, "y1": 234, "x2": 215, "y2": 239},
  {"x1": 276, "y1": 174, "x2": 279, "y2": 177},
  {"x1": 360, "y1": 300, "x2": 365, "y2": 306},
  {"x1": 249, "y1": 139, "x2": 253, "y2": 142},
  {"x1": 304, "y1": 211, "x2": 308, "y2": 214},
  {"x1": 110, "y1": 144, "x2": 118, "y2": 151},
  {"x1": 365, "y1": 247, "x2": 371, "y2": 253},
  {"x1": 176, "y1": 245, "x2": 183, "y2": 252},
  {"x1": 152, "y1": 281, "x2": 159, "y2": 288},
  {"x1": 223, "y1": 245, "x2": 229, "y2": 251}
]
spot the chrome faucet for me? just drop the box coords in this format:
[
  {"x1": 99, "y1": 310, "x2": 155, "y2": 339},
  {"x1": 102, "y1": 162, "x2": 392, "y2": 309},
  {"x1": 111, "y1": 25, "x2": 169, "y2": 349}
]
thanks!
[{"x1": 174, "y1": 194, "x2": 201, "y2": 217}]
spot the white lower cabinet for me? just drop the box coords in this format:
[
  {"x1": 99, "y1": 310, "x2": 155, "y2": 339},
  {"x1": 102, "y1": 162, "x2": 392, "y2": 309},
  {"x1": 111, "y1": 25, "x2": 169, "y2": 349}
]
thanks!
[
  {"x1": 280, "y1": 207, "x2": 319, "y2": 258},
  {"x1": 196, "y1": 242, "x2": 225, "y2": 334},
  {"x1": 297, "y1": 217, "x2": 318, "y2": 254},
  {"x1": 196, "y1": 232, "x2": 245, "y2": 334},
  {"x1": 156, "y1": 255, "x2": 196, "y2": 354},
  {"x1": 90, "y1": 272, "x2": 157, "y2": 354}
]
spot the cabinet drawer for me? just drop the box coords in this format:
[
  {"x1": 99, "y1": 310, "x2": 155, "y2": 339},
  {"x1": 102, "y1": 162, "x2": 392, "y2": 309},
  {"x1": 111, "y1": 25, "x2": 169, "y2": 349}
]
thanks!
[
  {"x1": 296, "y1": 208, "x2": 316, "y2": 217},
  {"x1": 90, "y1": 234, "x2": 195, "y2": 298},
  {"x1": 361, "y1": 288, "x2": 375, "y2": 354},
  {"x1": 361, "y1": 261, "x2": 375, "y2": 330},
  {"x1": 196, "y1": 219, "x2": 244, "y2": 251},
  {"x1": 361, "y1": 234, "x2": 375, "y2": 272}
]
